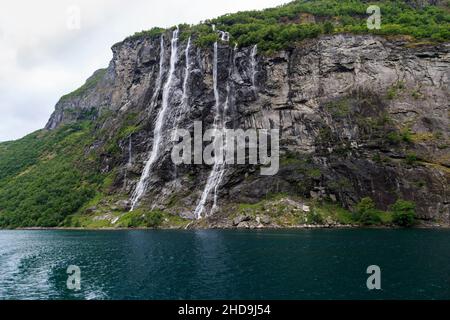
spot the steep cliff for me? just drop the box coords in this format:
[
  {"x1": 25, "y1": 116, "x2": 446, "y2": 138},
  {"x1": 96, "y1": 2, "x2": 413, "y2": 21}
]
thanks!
[
  {"x1": 1, "y1": 0, "x2": 449, "y2": 228},
  {"x1": 43, "y1": 32, "x2": 449, "y2": 224}
]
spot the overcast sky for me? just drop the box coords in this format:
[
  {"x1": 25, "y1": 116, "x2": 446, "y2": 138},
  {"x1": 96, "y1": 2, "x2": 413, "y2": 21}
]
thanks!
[{"x1": 0, "y1": 0, "x2": 289, "y2": 142}]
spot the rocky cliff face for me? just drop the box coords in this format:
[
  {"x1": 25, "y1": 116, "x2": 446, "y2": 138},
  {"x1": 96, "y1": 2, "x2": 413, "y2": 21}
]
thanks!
[{"x1": 46, "y1": 33, "x2": 450, "y2": 223}]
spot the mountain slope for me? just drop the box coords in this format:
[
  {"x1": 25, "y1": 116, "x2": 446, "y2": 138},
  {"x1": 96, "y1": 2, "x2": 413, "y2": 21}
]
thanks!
[
  {"x1": 0, "y1": 0, "x2": 449, "y2": 228},
  {"x1": 0, "y1": 123, "x2": 102, "y2": 227}
]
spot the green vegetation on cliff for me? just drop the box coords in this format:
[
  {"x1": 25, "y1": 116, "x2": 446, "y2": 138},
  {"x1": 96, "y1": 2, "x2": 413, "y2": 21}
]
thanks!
[
  {"x1": 128, "y1": 0, "x2": 450, "y2": 52},
  {"x1": 391, "y1": 199, "x2": 417, "y2": 226},
  {"x1": 234, "y1": 194, "x2": 416, "y2": 228},
  {"x1": 0, "y1": 123, "x2": 104, "y2": 228}
]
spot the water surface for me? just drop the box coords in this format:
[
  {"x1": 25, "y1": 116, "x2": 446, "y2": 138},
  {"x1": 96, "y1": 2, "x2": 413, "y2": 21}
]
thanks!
[{"x1": 0, "y1": 229, "x2": 449, "y2": 300}]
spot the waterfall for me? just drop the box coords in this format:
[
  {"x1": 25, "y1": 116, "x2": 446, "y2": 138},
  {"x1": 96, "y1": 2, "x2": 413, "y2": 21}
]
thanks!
[
  {"x1": 122, "y1": 135, "x2": 132, "y2": 191},
  {"x1": 211, "y1": 44, "x2": 237, "y2": 211},
  {"x1": 181, "y1": 37, "x2": 192, "y2": 112},
  {"x1": 211, "y1": 81, "x2": 231, "y2": 212},
  {"x1": 193, "y1": 43, "x2": 220, "y2": 219},
  {"x1": 250, "y1": 45, "x2": 258, "y2": 89},
  {"x1": 194, "y1": 42, "x2": 233, "y2": 219},
  {"x1": 130, "y1": 28, "x2": 180, "y2": 211},
  {"x1": 173, "y1": 37, "x2": 192, "y2": 140},
  {"x1": 172, "y1": 37, "x2": 192, "y2": 179},
  {"x1": 128, "y1": 135, "x2": 132, "y2": 166},
  {"x1": 149, "y1": 36, "x2": 166, "y2": 112}
]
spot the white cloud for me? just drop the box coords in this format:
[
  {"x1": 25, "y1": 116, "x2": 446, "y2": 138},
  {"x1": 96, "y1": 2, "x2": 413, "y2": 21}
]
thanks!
[{"x1": 0, "y1": 0, "x2": 289, "y2": 142}]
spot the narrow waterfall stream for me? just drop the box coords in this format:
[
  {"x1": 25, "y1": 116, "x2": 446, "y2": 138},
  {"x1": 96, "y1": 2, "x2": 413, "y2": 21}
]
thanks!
[
  {"x1": 173, "y1": 37, "x2": 192, "y2": 138},
  {"x1": 123, "y1": 135, "x2": 133, "y2": 189},
  {"x1": 181, "y1": 37, "x2": 192, "y2": 116},
  {"x1": 149, "y1": 36, "x2": 166, "y2": 112},
  {"x1": 173, "y1": 37, "x2": 192, "y2": 178},
  {"x1": 128, "y1": 135, "x2": 132, "y2": 166},
  {"x1": 251, "y1": 44, "x2": 258, "y2": 90},
  {"x1": 130, "y1": 28, "x2": 180, "y2": 211},
  {"x1": 194, "y1": 42, "x2": 233, "y2": 219}
]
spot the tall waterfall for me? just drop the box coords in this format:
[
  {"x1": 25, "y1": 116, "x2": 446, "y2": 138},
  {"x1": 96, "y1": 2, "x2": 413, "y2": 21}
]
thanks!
[
  {"x1": 149, "y1": 36, "x2": 166, "y2": 112},
  {"x1": 181, "y1": 37, "x2": 192, "y2": 112},
  {"x1": 250, "y1": 45, "x2": 258, "y2": 89},
  {"x1": 173, "y1": 37, "x2": 192, "y2": 139},
  {"x1": 130, "y1": 28, "x2": 180, "y2": 211},
  {"x1": 173, "y1": 37, "x2": 192, "y2": 178},
  {"x1": 194, "y1": 42, "x2": 232, "y2": 219}
]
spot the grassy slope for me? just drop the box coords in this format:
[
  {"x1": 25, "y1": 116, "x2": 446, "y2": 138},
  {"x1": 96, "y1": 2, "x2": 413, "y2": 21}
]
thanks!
[{"x1": 0, "y1": 123, "x2": 104, "y2": 228}]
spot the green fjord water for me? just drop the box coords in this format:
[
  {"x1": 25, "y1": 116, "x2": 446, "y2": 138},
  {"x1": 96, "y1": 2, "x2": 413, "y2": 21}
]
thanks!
[{"x1": 0, "y1": 229, "x2": 449, "y2": 300}]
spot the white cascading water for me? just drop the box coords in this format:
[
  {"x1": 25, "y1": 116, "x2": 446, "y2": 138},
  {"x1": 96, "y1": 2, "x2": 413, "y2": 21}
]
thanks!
[
  {"x1": 172, "y1": 37, "x2": 192, "y2": 179},
  {"x1": 173, "y1": 37, "x2": 191, "y2": 140},
  {"x1": 250, "y1": 44, "x2": 258, "y2": 89},
  {"x1": 130, "y1": 28, "x2": 180, "y2": 211},
  {"x1": 193, "y1": 42, "x2": 221, "y2": 219},
  {"x1": 212, "y1": 44, "x2": 238, "y2": 212},
  {"x1": 211, "y1": 80, "x2": 231, "y2": 212},
  {"x1": 194, "y1": 42, "x2": 232, "y2": 219},
  {"x1": 128, "y1": 135, "x2": 132, "y2": 166},
  {"x1": 149, "y1": 36, "x2": 166, "y2": 112},
  {"x1": 123, "y1": 135, "x2": 132, "y2": 191},
  {"x1": 181, "y1": 37, "x2": 192, "y2": 114}
]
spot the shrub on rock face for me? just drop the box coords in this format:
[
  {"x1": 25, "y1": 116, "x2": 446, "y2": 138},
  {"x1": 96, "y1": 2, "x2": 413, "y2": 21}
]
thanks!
[
  {"x1": 308, "y1": 211, "x2": 324, "y2": 225},
  {"x1": 129, "y1": 214, "x2": 143, "y2": 228},
  {"x1": 359, "y1": 210, "x2": 383, "y2": 226},
  {"x1": 405, "y1": 153, "x2": 418, "y2": 165},
  {"x1": 391, "y1": 199, "x2": 416, "y2": 227},
  {"x1": 323, "y1": 21, "x2": 334, "y2": 34},
  {"x1": 356, "y1": 197, "x2": 375, "y2": 213},
  {"x1": 144, "y1": 211, "x2": 164, "y2": 228},
  {"x1": 355, "y1": 197, "x2": 382, "y2": 226}
]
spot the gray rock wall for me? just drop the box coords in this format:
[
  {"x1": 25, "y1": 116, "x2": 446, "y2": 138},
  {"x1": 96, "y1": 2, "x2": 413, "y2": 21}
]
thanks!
[{"x1": 45, "y1": 33, "x2": 450, "y2": 222}]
